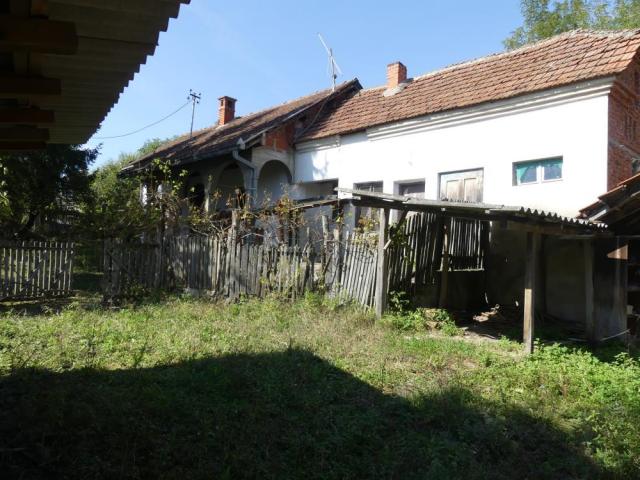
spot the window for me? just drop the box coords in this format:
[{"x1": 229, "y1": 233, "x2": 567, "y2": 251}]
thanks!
[
  {"x1": 439, "y1": 169, "x2": 484, "y2": 202},
  {"x1": 397, "y1": 180, "x2": 425, "y2": 199},
  {"x1": 513, "y1": 157, "x2": 563, "y2": 185},
  {"x1": 354, "y1": 181, "x2": 383, "y2": 227}
]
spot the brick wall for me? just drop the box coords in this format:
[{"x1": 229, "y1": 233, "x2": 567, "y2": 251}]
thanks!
[
  {"x1": 608, "y1": 55, "x2": 640, "y2": 189},
  {"x1": 261, "y1": 87, "x2": 357, "y2": 152}
]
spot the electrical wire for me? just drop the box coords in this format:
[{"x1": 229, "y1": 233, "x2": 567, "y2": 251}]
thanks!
[{"x1": 93, "y1": 100, "x2": 191, "y2": 140}]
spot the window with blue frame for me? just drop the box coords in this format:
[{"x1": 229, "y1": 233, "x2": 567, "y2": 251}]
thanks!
[{"x1": 513, "y1": 157, "x2": 563, "y2": 185}]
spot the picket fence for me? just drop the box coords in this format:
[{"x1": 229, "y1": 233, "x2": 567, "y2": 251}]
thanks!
[
  {"x1": 104, "y1": 236, "x2": 316, "y2": 300},
  {"x1": 0, "y1": 241, "x2": 75, "y2": 301},
  {"x1": 103, "y1": 213, "x2": 488, "y2": 307}
]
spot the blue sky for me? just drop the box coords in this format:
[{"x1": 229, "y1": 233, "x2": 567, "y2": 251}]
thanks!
[{"x1": 86, "y1": 0, "x2": 523, "y2": 168}]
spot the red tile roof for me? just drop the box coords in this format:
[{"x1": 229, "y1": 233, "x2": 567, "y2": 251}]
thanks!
[
  {"x1": 126, "y1": 80, "x2": 360, "y2": 172},
  {"x1": 299, "y1": 30, "x2": 640, "y2": 142},
  {"x1": 580, "y1": 171, "x2": 640, "y2": 232}
]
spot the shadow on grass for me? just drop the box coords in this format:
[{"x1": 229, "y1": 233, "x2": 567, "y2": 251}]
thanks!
[{"x1": 1, "y1": 349, "x2": 602, "y2": 480}]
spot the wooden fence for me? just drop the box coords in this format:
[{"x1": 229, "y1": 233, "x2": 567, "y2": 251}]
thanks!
[
  {"x1": 0, "y1": 241, "x2": 75, "y2": 301},
  {"x1": 102, "y1": 212, "x2": 489, "y2": 308},
  {"x1": 332, "y1": 233, "x2": 378, "y2": 307},
  {"x1": 104, "y1": 236, "x2": 316, "y2": 300},
  {"x1": 447, "y1": 218, "x2": 488, "y2": 271}
]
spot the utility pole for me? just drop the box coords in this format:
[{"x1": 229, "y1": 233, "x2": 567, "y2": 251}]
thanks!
[{"x1": 187, "y1": 89, "x2": 202, "y2": 137}]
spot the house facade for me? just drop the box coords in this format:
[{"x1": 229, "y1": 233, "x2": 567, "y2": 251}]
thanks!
[
  {"x1": 124, "y1": 80, "x2": 361, "y2": 212},
  {"x1": 121, "y1": 29, "x2": 640, "y2": 339},
  {"x1": 293, "y1": 30, "x2": 640, "y2": 220},
  {"x1": 128, "y1": 30, "x2": 640, "y2": 223}
]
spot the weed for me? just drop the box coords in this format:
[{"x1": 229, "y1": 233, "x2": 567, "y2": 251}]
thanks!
[{"x1": 0, "y1": 298, "x2": 638, "y2": 478}]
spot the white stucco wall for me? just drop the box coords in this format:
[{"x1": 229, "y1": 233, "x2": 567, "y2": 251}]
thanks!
[{"x1": 294, "y1": 83, "x2": 611, "y2": 218}]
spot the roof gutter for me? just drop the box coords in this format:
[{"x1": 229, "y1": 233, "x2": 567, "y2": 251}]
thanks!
[{"x1": 232, "y1": 140, "x2": 257, "y2": 203}]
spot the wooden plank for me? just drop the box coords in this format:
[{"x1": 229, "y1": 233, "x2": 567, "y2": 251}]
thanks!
[
  {"x1": 0, "y1": 141, "x2": 47, "y2": 151},
  {"x1": 0, "y1": 75, "x2": 61, "y2": 97},
  {"x1": 0, "y1": 16, "x2": 78, "y2": 54},
  {"x1": 524, "y1": 232, "x2": 540, "y2": 354},
  {"x1": 375, "y1": 208, "x2": 390, "y2": 318},
  {"x1": 584, "y1": 239, "x2": 595, "y2": 343}
]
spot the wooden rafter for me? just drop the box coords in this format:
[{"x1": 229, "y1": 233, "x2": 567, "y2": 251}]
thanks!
[
  {"x1": 0, "y1": 107, "x2": 55, "y2": 124},
  {"x1": 0, "y1": 16, "x2": 78, "y2": 55},
  {"x1": 0, "y1": 141, "x2": 46, "y2": 151},
  {"x1": 0, "y1": 75, "x2": 61, "y2": 97},
  {"x1": 0, "y1": 126, "x2": 50, "y2": 141}
]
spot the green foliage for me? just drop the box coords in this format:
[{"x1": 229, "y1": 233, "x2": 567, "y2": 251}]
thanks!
[
  {"x1": 0, "y1": 298, "x2": 639, "y2": 478},
  {"x1": 83, "y1": 138, "x2": 185, "y2": 239},
  {"x1": 84, "y1": 155, "x2": 152, "y2": 239},
  {"x1": 384, "y1": 291, "x2": 461, "y2": 335},
  {"x1": 0, "y1": 144, "x2": 98, "y2": 238},
  {"x1": 505, "y1": 0, "x2": 640, "y2": 49}
]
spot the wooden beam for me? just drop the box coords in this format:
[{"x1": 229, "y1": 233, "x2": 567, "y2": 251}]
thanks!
[
  {"x1": 0, "y1": 141, "x2": 46, "y2": 151},
  {"x1": 584, "y1": 240, "x2": 596, "y2": 343},
  {"x1": 0, "y1": 126, "x2": 49, "y2": 141},
  {"x1": 0, "y1": 107, "x2": 54, "y2": 124},
  {"x1": 375, "y1": 207, "x2": 390, "y2": 319},
  {"x1": 0, "y1": 75, "x2": 61, "y2": 97},
  {"x1": 0, "y1": 16, "x2": 78, "y2": 54},
  {"x1": 524, "y1": 232, "x2": 539, "y2": 354}
]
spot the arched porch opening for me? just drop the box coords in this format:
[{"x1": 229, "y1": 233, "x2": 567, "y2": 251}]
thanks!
[
  {"x1": 256, "y1": 160, "x2": 292, "y2": 207},
  {"x1": 215, "y1": 164, "x2": 246, "y2": 210}
]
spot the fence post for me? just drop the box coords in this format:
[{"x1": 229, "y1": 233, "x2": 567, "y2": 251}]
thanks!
[
  {"x1": 438, "y1": 219, "x2": 450, "y2": 308},
  {"x1": 332, "y1": 220, "x2": 344, "y2": 295},
  {"x1": 375, "y1": 208, "x2": 390, "y2": 319},
  {"x1": 320, "y1": 215, "x2": 329, "y2": 285}
]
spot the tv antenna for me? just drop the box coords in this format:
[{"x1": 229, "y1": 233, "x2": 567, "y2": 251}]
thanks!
[
  {"x1": 187, "y1": 89, "x2": 202, "y2": 137},
  {"x1": 318, "y1": 33, "x2": 342, "y2": 91}
]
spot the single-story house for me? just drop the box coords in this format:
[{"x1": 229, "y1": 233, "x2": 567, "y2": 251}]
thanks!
[
  {"x1": 127, "y1": 29, "x2": 640, "y2": 222},
  {"x1": 123, "y1": 29, "x2": 640, "y2": 343}
]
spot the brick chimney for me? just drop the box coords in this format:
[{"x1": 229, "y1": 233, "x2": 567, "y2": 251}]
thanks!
[
  {"x1": 387, "y1": 62, "x2": 407, "y2": 89},
  {"x1": 218, "y1": 96, "x2": 236, "y2": 126}
]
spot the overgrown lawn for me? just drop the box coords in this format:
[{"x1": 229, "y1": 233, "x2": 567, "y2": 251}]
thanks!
[{"x1": 1, "y1": 295, "x2": 639, "y2": 479}]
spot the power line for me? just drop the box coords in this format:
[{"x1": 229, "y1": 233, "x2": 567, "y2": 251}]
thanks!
[{"x1": 93, "y1": 100, "x2": 192, "y2": 140}]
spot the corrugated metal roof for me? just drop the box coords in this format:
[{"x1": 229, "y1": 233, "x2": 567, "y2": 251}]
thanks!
[
  {"x1": 341, "y1": 188, "x2": 604, "y2": 231},
  {"x1": 4, "y1": 0, "x2": 190, "y2": 146},
  {"x1": 580, "y1": 172, "x2": 640, "y2": 233}
]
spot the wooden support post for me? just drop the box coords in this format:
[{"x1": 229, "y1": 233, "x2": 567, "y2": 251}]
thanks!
[
  {"x1": 321, "y1": 214, "x2": 329, "y2": 277},
  {"x1": 438, "y1": 220, "x2": 450, "y2": 308},
  {"x1": 539, "y1": 235, "x2": 547, "y2": 316},
  {"x1": 584, "y1": 239, "x2": 596, "y2": 344},
  {"x1": 524, "y1": 231, "x2": 539, "y2": 354},
  {"x1": 611, "y1": 237, "x2": 629, "y2": 341},
  {"x1": 375, "y1": 208, "x2": 390, "y2": 319}
]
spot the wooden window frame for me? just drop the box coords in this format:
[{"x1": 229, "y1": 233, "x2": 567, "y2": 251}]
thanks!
[{"x1": 438, "y1": 168, "x2": 484, "y2": 202}]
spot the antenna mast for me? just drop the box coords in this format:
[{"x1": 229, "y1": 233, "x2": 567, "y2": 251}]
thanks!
[
  {"x1": 187, "y1": 89, "x2": 202, "y2": 138},
  {"x1": 318, "y1": 33, "x2": 342, "y2": 91}
]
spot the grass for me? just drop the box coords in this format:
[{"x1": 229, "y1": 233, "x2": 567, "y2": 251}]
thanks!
[{"x1": 1, "y1": 294, "x2": 639, "y2": 479}]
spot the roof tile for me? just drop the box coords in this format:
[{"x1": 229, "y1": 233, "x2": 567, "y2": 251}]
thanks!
[{"x1": 300, "y1": 30, "x2": 640, "y2": 142}]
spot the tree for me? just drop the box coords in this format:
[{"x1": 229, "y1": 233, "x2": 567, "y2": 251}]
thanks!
[
  {"x1": 0, "y1": 144, "x2": 98, "y2": 238},
  {"x1": 504, "y1": 0, "x2": 640, "y2": 49},
  {"x1": 84, "y1": 138, "x2": 180, "y2": 240}
]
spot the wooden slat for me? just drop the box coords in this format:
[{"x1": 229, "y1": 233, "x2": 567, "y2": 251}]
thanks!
[
  {"x1": 0, "y1": 107, "x2": 55, "y2": 124},
  {"x1": 0, "y1": 126, "x2": 49, "y2": 141},
  {"x1": 0, "y1": 75, "x2": 61, "y2": 97},
  {"x1": 0, "y1": 16, "x2": 78, "y2": 54}
]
